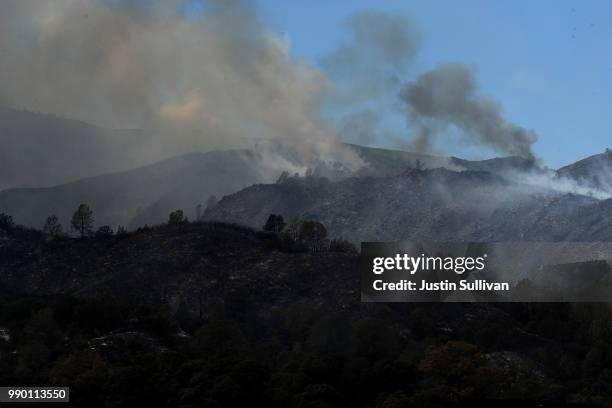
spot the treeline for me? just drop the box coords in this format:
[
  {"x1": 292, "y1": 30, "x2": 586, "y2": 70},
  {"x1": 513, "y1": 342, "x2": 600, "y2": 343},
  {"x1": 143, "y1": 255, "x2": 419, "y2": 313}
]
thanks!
[
  {"x1": 0, "y1": 205, "x2": 126, "y2": 239},
  {"x1": 0, "y1": 206, "x2": 357, "y2": 255},
  {"x1": 260, "y1": 214, "x2": 357, "y2": 254}
]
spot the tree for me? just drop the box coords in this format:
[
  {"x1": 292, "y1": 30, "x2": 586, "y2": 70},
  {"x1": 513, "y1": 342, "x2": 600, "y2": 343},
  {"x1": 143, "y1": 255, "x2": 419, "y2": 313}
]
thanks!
[
  {"x1": 279, "y1": 218, "x2": 330, "y2": 252},
  {"x1": 205, "y1": 195, "x2": 219, "y2": 211},
  {"x1": 116, "y1": 225, "x2": 128, "y2": 236},
  {"x1": 281, "y1": 218, "x2": 302, "y2": 244},
  {"x1": 329, "y1": 238, "x2": 357, "y2": 254},
  {"x1": 42, "y1": 215, "x2": 62, "y2": 236},
  {"x1": 196, "y1": 204, "x2": 203, "y2": 221},
  {"x1": 168, "y1": 209, "x2": 185, "y2": 225},
  {"x1": 95, "y1": 225, "x2": 114, "y2": 237},
  {"x1": 71, "y1": 204, "x2": 94, "y2": 237},
  {"x1": 299, "y1": 220, "x2": 328, "y2": 252},
  {"x1": 276, "y1": 171, "x2": 289, "y2": 184},
  {"x1": 0, "y1": 213, "x2": 14, "y2": 230},
  {"x1": 263, "y1": 214, "x2": 285, "y2": 233}
]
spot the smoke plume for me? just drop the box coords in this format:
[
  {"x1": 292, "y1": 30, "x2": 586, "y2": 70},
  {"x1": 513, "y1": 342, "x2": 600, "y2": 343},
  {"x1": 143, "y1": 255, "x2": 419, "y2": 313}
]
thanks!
[
  {"x1": 0, "y1": 0, "x2": 362, "y2": 170},
  {"x1": 321, "y1": 10, "x2": 421, "y2": 105},
  {"x1": 321, "y1": 11, "x2": 421, "y2": 147},
  {"x1": 401, "y1": 63, "x2": 537, "y2": 158}
]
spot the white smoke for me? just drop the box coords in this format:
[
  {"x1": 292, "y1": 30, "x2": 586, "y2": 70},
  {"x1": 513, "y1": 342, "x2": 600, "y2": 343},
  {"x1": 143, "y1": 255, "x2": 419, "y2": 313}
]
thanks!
[{"x1": 0, "y1": 0, "x2": 363, "y2": 170}]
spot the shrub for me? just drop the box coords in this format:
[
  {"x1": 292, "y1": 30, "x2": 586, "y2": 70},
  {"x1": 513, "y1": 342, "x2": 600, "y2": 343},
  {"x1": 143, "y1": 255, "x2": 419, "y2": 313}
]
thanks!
[
  {"x1": 42, "y1": 215, "x2": 63, "y2": 236},
  {"x1": 329, "y1": 238, "x2": 358, "y2": 254},
  {"x1": 0, "y1": 213, "x2": 15, "y2": 230},
  {"x1": 263, "y1": 214, "x2": 285, "y2": 233},
  {"x1": 95, "y1": 226, "x2": 114, "y2": 238},
  {"x1": 168, "y1": 210, "x2": 186, "y2": 225}
]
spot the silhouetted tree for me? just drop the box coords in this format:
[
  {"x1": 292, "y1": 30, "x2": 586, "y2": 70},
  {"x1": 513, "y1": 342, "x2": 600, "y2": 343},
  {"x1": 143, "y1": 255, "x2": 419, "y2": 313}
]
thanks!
[
  {"x1": 299, "y1": 220, "x2": 328, "y2": 252},
  {"x1": 116, "y1": 225, "x2": 128, "y2": 235},
  {"x1": 42, "y1": 215, "x2": 62, "y2": 236},
  {"x1": 70, "y1": 204, "x2": 94, "y2": 237},
  {"x1": 205, "y1": 195, "x2": 219, "y2": 211},
  {"x1": 196, "y1": 204, "x2": 203, "y2": 221},
  {"x1": 263, "y1": 214, "x2": 285, "y2": 233},
  {"x1": 0, "y1": 213, "x2": 15, "y2": 230},
  {"x1": 282, "y1": 218, "x2": 301, "y2": 242},
  {"x1": 276, "y1": 171, "x2": 289, "y2": 183},
  {"x1": 96, "y1": 225, "x2": 114, "y2": 237},
  {"x1": 168, "y1": 210, "x2": 185, "y2": 225},
  {"x1": 329, "y1": 238, "x2": 357, "y2": 254}
]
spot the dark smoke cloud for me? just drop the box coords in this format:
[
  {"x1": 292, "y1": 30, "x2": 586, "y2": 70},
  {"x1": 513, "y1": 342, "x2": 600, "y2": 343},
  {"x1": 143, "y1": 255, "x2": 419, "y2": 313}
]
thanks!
[
  {"x1": 0, "y1": 0, "x2": 363, "y2": 170},
  {"x1": 401, "y1": 63, "x2": 537, "y2": 158}
]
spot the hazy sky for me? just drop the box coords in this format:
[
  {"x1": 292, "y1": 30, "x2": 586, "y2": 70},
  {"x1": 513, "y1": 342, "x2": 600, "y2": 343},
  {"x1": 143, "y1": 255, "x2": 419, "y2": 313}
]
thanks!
[
  {"x1": 6, "y1": 0, "x2": 611, "y2": 168},
  {"x1": 253, "y1": 0, "x2": 612, "y2": 168}
]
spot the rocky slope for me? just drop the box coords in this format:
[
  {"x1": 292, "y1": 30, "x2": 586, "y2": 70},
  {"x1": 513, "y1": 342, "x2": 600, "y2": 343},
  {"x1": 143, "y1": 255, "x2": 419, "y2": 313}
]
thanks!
[
  {"x1": 0, "y1": 142, "x2": 542, "y2": 231},
  {"x1": 204, "y1": 168, "x2": 612, "y2": 243},
  {"x1": 557, "y1": 149, "x2": 612, "y2": 194}
]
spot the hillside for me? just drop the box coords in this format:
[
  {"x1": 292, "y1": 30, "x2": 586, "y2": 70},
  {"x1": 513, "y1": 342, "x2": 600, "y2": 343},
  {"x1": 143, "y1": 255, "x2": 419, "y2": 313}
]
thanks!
[
  {"x1": 0, "y1": 137, "x2": 554, "y2": 231},
  {"x1": 0, "y1": 222, "x2": 357, "y2": 310},
  {"x1": 557, "y1": 149, "x2": 612, "y2": 194},
  {"x1": 0, "y1": 150, "x2": 277, "y2": 230},
  {"x1": 0, "y1": 107, "x2": 156, "y2": 190},
  {"x1": 0, "y1": 222, "x2": 610, "y2": 406},
  {"x1": 203, "y1": 168, "x2": 612, "y2": 243},
  {"x1": 0, "y1": 107, "x2": 246, "y2": 191}
]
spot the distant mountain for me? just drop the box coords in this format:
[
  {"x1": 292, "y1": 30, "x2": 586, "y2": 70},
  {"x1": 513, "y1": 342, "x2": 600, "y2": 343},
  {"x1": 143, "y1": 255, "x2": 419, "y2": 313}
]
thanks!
[
  {"x1": 557, "y1": 149, "x2": 612, "y2": 193},
  {"x1": 452, "y1": 155, "x2": 538, "y2": 174},
  {"x1": 1, "y1": 109, "x2": 605, "y2": 234},
  {"x1": 338, "y1": 145, "x2": 539, "y2": 177},
  {"x1": 0, "y1": 107, "x2": 242, "y2": 191},
  {"x1": 0, "y1": 107, "x2": 157, "y2": 190},
  {"x1": 203, "y1": 168, "x2": 612, "y2": 243},
  {"x1": 0, "y1": 150, "x2": 276, "y2": 230},
  {"x1": 0, "y1": 139, "x2": 542, "y2": 230}
]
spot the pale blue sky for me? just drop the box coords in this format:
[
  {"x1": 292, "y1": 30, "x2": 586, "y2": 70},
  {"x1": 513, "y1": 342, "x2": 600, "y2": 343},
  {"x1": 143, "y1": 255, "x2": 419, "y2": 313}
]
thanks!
[
  {"x1": 176, "y1": 0, "x2": 612, "y2": 167},
  {"x1": 253, "y1": 0, "x2": 612, "y2": 168}
]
